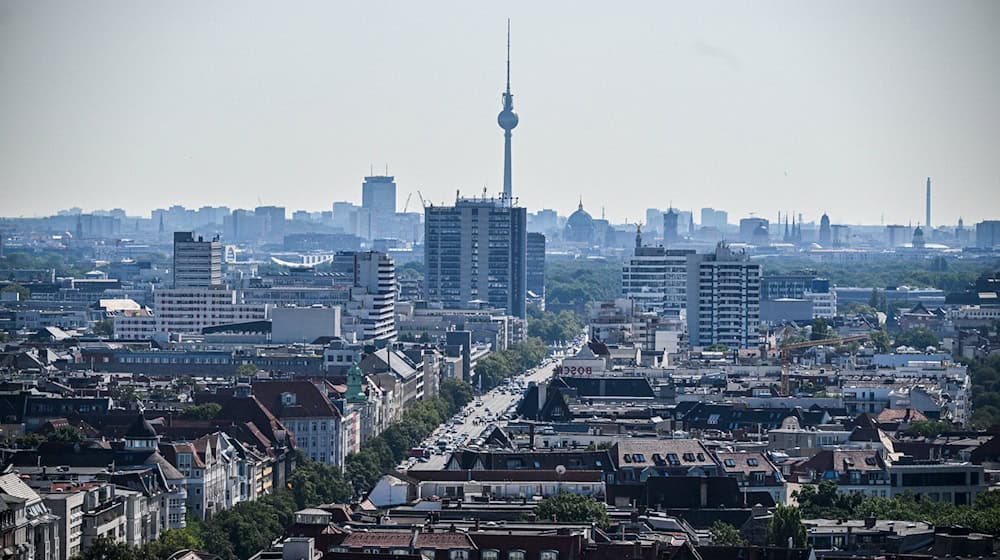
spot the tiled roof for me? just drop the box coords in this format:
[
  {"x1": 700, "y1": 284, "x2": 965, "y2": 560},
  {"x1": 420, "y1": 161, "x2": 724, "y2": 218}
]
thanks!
[
  {"x1": 613, "y1": 439, "x2": 717, "y2": 469},
  {"x1": 253, "y1": 380, "x2": 341, "y2": 420}
]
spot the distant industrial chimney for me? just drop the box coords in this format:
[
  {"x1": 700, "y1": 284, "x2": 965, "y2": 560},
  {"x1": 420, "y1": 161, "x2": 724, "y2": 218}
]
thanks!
[{"x1": 926, "y1": 177, "x2": 931, "y2": 229}]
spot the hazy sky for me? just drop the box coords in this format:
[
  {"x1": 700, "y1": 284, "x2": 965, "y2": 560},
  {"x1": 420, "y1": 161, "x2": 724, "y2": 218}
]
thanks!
[{"x1": 2, "y1": 1, "x2": 999, "y2": 226}]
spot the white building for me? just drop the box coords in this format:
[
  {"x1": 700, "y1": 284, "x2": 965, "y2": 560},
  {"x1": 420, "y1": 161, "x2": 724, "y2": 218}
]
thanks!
[
  {"x1": 343, "y1": 252, "x2": 397, "y2": 343},
  {"x1": 686, "y1": 244, "x2": 761, "y2": 349},
  {"x1": 271, "y1": 306, "x2": 341, "y2": 344},
  {"x1": 621, "y1": 231, "x2": 693, "y2": 315},
  {"x1": 114, "y1": 288, "x2": 267, "y2": 339}
]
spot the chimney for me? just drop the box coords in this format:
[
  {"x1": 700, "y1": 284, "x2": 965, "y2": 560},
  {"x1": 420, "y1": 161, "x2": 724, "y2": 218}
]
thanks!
[{"x1": 474, "y1": 518, "x2": 480, "y2": 531}]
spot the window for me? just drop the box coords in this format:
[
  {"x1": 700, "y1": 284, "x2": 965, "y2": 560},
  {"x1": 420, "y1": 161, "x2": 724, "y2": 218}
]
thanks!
[
  {"x1": 481, "y1": 550, "x2": 500, "y2": 560},
  {"x1": 864, "y1": 457, "x2": 877, "y2": 466},
  {"x1": 747, "y1": 458, "x2": 759, "y2": 467},
  {"x1": 707, "y1": 414, "x2": 720, "y2": 425},
  {"x1": 633, "y1": 453, "x2": 645, "y2": 462},
  {"x1": 449, "y1": 551, "x2": 470, "y2": 560},
  {"x1": 540, "y1": 552, "x2": 559, "y2": 560},
  {"x1": 507, "y1": 551, "x2": 526, "y2": 560},
  {"x1": 682, "y1": 453, "x2": 696, "y2": 462},
  {"x1": 666, "y1": 453, "x2": 680, "y2": 466},
  {"x1": 724, "y1": 459, "x2": 737, "y2": 468},
  {"x1": 696, "y1": 453, "x2": 705, "y2": 461},
  {"x1": 623, "y1": 455, "x2": 632, "y2": 463}
]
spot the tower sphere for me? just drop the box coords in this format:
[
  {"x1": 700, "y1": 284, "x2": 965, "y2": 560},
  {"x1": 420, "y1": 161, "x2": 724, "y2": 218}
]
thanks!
[{"x1": 498, "y1": 109, "x2": 519, "y2": 130}]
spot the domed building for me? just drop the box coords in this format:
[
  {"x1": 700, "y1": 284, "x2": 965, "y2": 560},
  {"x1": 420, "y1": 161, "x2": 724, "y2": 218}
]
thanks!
[
  {"x1": 912, "y1": 225, "x2": 925, "y2": 248},
  {"x1": 752, "y1": 223, "x2": 770, "y2": 245},
  {"x1": 565, "y1": 201, "x2": 596, "y2": 243}
]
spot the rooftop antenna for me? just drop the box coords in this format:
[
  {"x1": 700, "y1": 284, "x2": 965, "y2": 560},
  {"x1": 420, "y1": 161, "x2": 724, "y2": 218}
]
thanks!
[
  {"x1": 370, "y1": 164, "x2": 374, "y2": 176},
  {"x1": 506, "y1": 18, "x2": 511, "y2": 94},
  {"x1": 385, "y1": 164, "x2": 389, "y2": 176}
]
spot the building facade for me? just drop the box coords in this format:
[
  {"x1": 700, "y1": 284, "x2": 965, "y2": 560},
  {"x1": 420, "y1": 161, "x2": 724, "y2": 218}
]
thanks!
[
  {"x1": 686, "y1": 244, "x2": 761, "y2": 349},
  {"x1": 424, "y1": 198, "x2": 527, "y2": 319}
]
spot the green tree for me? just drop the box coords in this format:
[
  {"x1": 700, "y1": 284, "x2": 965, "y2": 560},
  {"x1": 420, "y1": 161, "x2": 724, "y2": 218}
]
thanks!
[
  {"x1": 235, "y1": 363, "x2": 258, "y2": 377},
  {"x1": 142, "y1": 526, "x2": 203, "y2": 560},
  {"x1": 904, "y1": 419, "x2": 952, "y2": 438},
  {"x1": 894, "y1": 327, "x2": 940, "y2": 350},
  {"x1": 92, "y1": 318, "x2": 114, "y2": 337},
  {"x1": 709, "y1": 521, "x2": 746, "y2": 545},
  {"x1": 181, "y1": 402, "x2": 222, "y2": 420},
  {"x1": 810, "y1": 318, "x2": 832, "y2": 341},
  {"x1": 533, "y1": 492, "x2": 610, "y2": 528},
  {"x1": 870, "y1": 329, "x2": 891, "y2": 353},
  {"x1": 439, "y1": 378, "x2": 474, "y2": 413},
  {"x1": 767, "y1": 504, "x2": 807, "y2": 548},
  {"x1": 47, "y1": 425, "x2": 84, "y2": 443},
  {"x1": 1, "y1": 282, "x2": 30, "y2": 301},
  {"x1": 72, "y1": 536, "x2": 140, "y2": 560},
  {"x1": 868, "y1": 288, "x2": 886, "y2": 312}
]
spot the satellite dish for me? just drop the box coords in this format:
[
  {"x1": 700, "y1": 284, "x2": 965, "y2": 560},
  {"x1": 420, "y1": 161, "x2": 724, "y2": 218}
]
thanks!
[{"x1": 555, "y1": 465, "x2": 566, "y2": 476}]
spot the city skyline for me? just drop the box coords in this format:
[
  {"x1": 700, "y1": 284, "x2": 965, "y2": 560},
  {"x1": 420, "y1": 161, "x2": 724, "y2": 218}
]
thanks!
[{"x1": 2, "y1": 1, "x2": 999, "y2": 224}]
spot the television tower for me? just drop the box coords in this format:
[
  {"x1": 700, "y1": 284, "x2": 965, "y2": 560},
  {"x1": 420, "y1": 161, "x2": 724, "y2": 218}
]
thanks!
[
  {"x1": 497, "y1": 20, "x2": 519, "y2": 203},
  {"x1": 925, "y1": 177, "x2": 931, "y2": 228}
]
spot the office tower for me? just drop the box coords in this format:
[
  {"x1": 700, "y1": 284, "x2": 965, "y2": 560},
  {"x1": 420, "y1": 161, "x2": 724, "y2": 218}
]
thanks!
[
  {"x1": 976, "y1": 221, "x2": 1000, "y2": 249},
  {"x1": 425, "y1": 198, "x2": 527, "y2": 318},
  {"x1": 254, "y1": 205, "x2": 286, "y2": 238},
  {"x1": 645, "y1": 208, "x2": 663, "y2": 234},
  {"x1": 498, "y1": 21, "x2": 518, "y2": 201},
  {"x1": 885, "y1": 225, "x2": 912, "y2": 248},
  {"x1": 622, "y1": 228, "x2": 694, "y2": 315},
  {"x1": 346, "y1": 251, "x2": 397, "y2": 343},
  {"x1": 686, "y1": 244, "x2": 761, "y2": 349},
  {"x1": 926, "y1": 177, "x2": 932, "y2": 229},
  {"x1": 362, "y1": 175, "x2": 397, "y2": 217},
  {"x1": 526, "y1": 232, "x2": 546, "y2": 303},
  {"x1": 172, "y1": 232, "x2": 221, "y2": 288},
  {"x1": 819, "y1": 213, "x2": 831, "y2": 247},
  {"x1": 663, "y1": 208, "x2": 679, "y2": 245}
]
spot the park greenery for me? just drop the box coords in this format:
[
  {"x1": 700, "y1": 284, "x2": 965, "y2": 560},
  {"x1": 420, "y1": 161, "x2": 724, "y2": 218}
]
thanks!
[
  {"x1": 759, "y1": 257, "x2": 998, "y2": 294},
  {"x1": 893, "y1": 326, "x2": 941, "y2": 349},
  {"x1": 903, "y1": 419, "x2": 954, "y2": 438},
  {"x1": 544, "y1": 259, "x2": 620, "y2": 313},
  {"x1": 474, "y1": 337, "x2": 547, "y2": 391},
  {"x1": 795, "y1": 480, "x2": 1000, "y2": 535},
  {"x1": 533, "y1": 492, "x2": 610, "y2": 528},
  {"x1": 75, "y1": 379, "x2": 476, "y2": 560},
  {"x1": 527, "y1": 306, "x2": 584, "y2": 344}
]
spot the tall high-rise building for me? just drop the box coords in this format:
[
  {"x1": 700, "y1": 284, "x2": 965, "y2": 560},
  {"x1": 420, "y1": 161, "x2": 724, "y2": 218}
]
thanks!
[
  {"x1": 701, "y1": 208, "x2": 728, "y2": 231},
  {"x1": 498, "y1": 21, "x2": 518, "y2": 201},
  {"x1": 926, "y1": 177, "x2": 932, "y2": 229},
  {"x1": 254, "y1": 206, "x2": 286, "y2": 238},
  {"x1": 526, "y1": 232, "x2": 546, "y2": 304},
  {"x1": 362, "y1": 175, "x2": 397, "y2": 217},
  {"x1": 622, "y1": 228, "x2": 693, "y2": 315},
  {"x1": 645, "y1": 208, "x2": 663, "y2": 234},
  {"x1": 425, "y1": 198, "x2": 527, "y2": 318},
  {"x1": 345, "y1": 251, "x2": 397, "y2": 343},
  {"x1": 662, "y1": 208, "x2": 679, "y2": 245},
  {"x1": 686, "y1": 244, "x2": 761, "y2": 349},
  {"x1": 819, "y1": 213, "x2": 832, "y2": 247},
  {"x1": 976, "y1": 221, "x2": 1000, "y2": 249},
  {"x1": 172, "y1": 232, "x2": 221, "y2": 288}
]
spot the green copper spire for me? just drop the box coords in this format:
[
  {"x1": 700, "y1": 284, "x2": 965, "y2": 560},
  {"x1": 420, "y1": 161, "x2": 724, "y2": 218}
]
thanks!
[{"x1": 346, "y1": 362, "x2": 366, "y2": 404}]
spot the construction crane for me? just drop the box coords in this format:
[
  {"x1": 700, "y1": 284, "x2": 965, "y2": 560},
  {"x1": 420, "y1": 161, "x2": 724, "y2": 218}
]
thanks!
[
  {"x1": 402, "y1": 192, "x2": 413, "y2": 213},
  {"x1": 416, "y1": 190, "x2": 427, "y2": 208},
  {"x1": 777, "y1": 334, "x2": 871, "y2": 363}
]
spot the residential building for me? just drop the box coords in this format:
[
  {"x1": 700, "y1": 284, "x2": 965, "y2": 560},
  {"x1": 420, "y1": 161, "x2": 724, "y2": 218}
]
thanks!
[
  {"x1": 976, "y1": 220, "x2": 1000, "y2": 249},
  {"x1": 686, "y1": 244, "x2": 761, "y2": 349},
  {"x1": 621, "y1": 230, "x2": 693, "y2": 315},
  {"x1": 253, "y1": 381, "x2": 350, "y2": 467},
  {"x1": 424, "y1": 197, "x2": 527, "y2": 319},
  {"x1": 0, "y1": 471, "x2": 60, "y2": 560},
  {"x1": 343, "y1": 251, "x2": 396, "y2": 343},
  {"x1": 526, "y1": 232, "x2": 545, "y2": 307}
]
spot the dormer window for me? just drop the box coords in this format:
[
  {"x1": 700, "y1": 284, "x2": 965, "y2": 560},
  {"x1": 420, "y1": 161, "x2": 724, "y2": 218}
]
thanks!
[{"x1": 282, "y1": 392, "x2": 297, "y2": 406}]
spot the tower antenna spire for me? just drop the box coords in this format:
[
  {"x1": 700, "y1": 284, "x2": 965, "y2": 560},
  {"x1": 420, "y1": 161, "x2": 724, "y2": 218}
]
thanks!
[{"x1": 506, "y1": 18, "x2": 511, "y2": 95}]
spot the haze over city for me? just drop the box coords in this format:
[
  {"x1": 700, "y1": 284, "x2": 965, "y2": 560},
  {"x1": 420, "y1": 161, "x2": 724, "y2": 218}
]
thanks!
[{"x1": 2, "y1": 0, "x2": 999, "y2": 224}]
